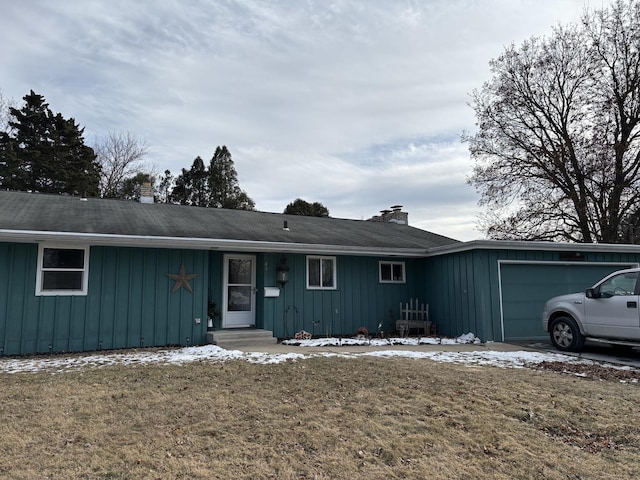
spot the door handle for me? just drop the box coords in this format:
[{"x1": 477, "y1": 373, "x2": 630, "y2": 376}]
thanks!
[{"x1": 627, "y1": 301, "x2": 637, "y2": 308}]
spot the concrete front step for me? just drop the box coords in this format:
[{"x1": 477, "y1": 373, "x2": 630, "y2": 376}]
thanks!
[{"x1": 206, "y1": 329, "x2": 278, "y2": 349}]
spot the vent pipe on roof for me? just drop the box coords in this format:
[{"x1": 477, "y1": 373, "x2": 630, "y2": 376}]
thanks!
[{"x1": 283, "y1": 220, "x2": 290, "y2": 231}]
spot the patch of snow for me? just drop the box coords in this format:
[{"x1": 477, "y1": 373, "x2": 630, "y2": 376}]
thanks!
[
  {"x1": 361, "y1": 349, "x2": 588, "y2": 369},
  {"x1": 282, "y1": 332, "x2": 482, "y2": 347},
  {"x1": 0, "y1": 336, "x2": 608, "y2": 375}
]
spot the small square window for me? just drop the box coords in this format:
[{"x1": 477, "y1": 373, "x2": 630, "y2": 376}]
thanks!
[
  {"x1": 379, "y1": 261, "x2": 405, "y2": 283},
  {"x1": 307, "y1": 256, "x2": 336, "y2": 289},
  {"x1": 36, "y1": 246, "x2": 89, "y2": 296}
]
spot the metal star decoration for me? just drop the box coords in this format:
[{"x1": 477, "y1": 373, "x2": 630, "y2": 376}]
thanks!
[{"x1": 165, "y1": 262, "x2": 198, "y2": 293}]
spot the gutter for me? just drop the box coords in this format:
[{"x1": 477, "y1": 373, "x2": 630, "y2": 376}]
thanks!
[{"x1": 426, "y1": 239, "x2": 640, "y2": 256}]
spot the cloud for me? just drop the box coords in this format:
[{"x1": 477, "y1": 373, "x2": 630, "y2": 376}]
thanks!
[{"x1": 0, "y1": 0, "x2": 609, "y2": 241}]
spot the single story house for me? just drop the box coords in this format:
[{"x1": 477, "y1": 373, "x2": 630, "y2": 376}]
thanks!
[{"x1": 2, "y1": 189, "x2": 640, "y2": 355}]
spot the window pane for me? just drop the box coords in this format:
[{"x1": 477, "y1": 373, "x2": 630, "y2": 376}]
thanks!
[
  {"x1": 228, "y1": 259, "x2": 252, "y2": 285},
  {"x1": 381, "y1": 263, "x2": 392, "y2": 281},
  {"x1": 42, "y1": 271, "x2": 83, "y2": 290},
  {"x1": 392, "y1": 264, "x2": 404, "y2": 281},
  {"x1": 602, "y1": 272, "x2": 638, "y2": 296},
  {"x1": 308, "y1": 258, "x2": 320, "y2": 286},
  {"x1": 43, "y1": 248, "x2": 84, "y2": 269},
  {"x1": 227, "y1": 286, "x2": 251, "y2": 311},
  {"x1": 322, "y1": 258, "x2": 334, "y2": 287}
]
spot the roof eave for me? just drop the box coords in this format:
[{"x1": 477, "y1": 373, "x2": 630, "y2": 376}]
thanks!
[
  {"x1": 426, "y1": 239, "x2": 640, "y2": 256},
  {"x1": 0, "y1": 230, "x2": 429, "y2": 258}
]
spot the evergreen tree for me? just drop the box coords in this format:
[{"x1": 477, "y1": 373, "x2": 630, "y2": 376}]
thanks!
[
  {"x1": 208, "y1": 146, "x2": 255, "y2": 210},
  {"x1": 0, "y1": 90, "x2": 100, "y2": 195},
  {"x1": 51, "y1": 113, "x2": 101, "y2": 196},
  {"x1": 0, "y1": 130, "x2": 20, "y2": 190},
  {"x1": 170, "y1": 156, "x2": 208, "y2": 206},
  {"x1": 170, "y1": 146, "x2": 255, "y2": 210}
]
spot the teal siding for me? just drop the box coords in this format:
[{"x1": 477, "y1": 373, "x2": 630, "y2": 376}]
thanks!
[
  {"x1": 500, "y1": 262, "x2": 634, "y2": 340},
  {"x1": 254, "y1": 253, "x2": 425, "y2": 338},
  {"x1": 427, "y1": 249, "x2": 640, "y2": 342},
  {"x1": 426, "y1": 250, "x2": 488, "y2": 339},
  {"x1": 207, "y1": 252, "x2": 224, "y2": 328},
  {"x1": 0, "y1": 242, "x2": 208, "y2": 355},
  {"x1": 9, "y1": 238, "x2": 640, "y2": 353}
]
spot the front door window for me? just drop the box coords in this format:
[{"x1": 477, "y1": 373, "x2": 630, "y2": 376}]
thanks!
[
  {"x1": 227, "y1": 259, "x2": 252, "y2": 312},
  {"x1": 223, "y1": 255, "x2": 256, "y2": 327}
]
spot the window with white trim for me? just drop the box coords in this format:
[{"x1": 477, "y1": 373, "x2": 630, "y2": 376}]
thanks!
[
  {"x1": 379, "y1": 261, "x2": 405, "y2": 283},
  {"x1": 307, "y1": 256, "x2": 336, "y2": 289},
  {"x1": 36, "y1": 245, "x2": 89, "y2": 296}
]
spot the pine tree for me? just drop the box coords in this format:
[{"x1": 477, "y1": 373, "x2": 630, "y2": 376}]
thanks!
[
  {"x1": 170, "y1": 147, "x2": 255, "y2": 210},
  {"x1": 51, "y1": 113, "x2": 101, "y2": 196},
  {"x1": 0, "y1": 90, "x2": 100, "y2": 195},
  {"x1": 6, "y1": 90, "x2": 52, "y2": 191},
  {"x1": 0, "y1": 130, "x2": 21, "y2": 190},
  {"x1": 170, "y1": 156, "x2": 208, "y2": 206},
  {"x1": 208, "y1": 146, "x2": 255, "y2": 210}
]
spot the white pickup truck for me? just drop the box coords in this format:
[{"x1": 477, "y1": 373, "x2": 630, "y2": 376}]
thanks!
[{"x1": 542, "y1": 267, "x2": 640, "y2": 352}]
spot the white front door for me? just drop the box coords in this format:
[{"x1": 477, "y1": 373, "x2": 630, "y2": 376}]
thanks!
[{"x1": 222, "y1": 254, "x2": 256, "y2": 328}]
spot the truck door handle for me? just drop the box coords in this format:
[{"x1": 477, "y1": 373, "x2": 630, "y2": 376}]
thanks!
[{"x1": 627, "y1": 301, "x2": 637, "y2": 308}]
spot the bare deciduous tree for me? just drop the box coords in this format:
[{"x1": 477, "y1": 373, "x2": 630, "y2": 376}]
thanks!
[
  {"x1": 94, "y1": 131, "x2": 149, "y2": 198},
  {"x1": 0, "y1": 89, "x2": 16, "y2": 134},
  {"x1": 466, "y1": 0, "x2": 640, "y2": 243}
]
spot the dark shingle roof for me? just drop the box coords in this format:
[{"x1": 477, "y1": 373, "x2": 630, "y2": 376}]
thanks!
[{"x1": 0, "y1": 191, "x2": 459, "y2": 253}]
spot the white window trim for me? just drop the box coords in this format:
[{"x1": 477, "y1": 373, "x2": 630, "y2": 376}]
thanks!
[
  {"x1": 306, "y1": 255, "x2": 337, "y2": 290},
  {"x1": 35, "y1": 244, "x2": 90, "y2": 296},
  {"x1": 379, "y1": 261, "x2": 406, "y2": 283}
]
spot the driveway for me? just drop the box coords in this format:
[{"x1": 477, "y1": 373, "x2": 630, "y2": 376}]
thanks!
[{"x1": 516, "y1": 339, "x2": 640, "y2": 369}]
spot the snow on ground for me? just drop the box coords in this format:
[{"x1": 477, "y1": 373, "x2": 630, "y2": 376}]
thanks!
[
  {"x1": 0, "y1": 333, "x2": 615, "y2": 375},
  {"x1": 282, "y1": 331, "x2": 482, "y2": 347}
]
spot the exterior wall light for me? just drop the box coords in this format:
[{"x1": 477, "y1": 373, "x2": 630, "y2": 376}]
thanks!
[{"x1": 276, "y1": 256, "x2": 290, "y2": 286}]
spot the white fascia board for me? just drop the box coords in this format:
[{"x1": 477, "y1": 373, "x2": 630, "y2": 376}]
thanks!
[
  {"x1": 426, "y1": 239, "x2": 640, "y2": 256},
  {"x1": 0, "y1": 229, "x2": 428, "y2": 258}
]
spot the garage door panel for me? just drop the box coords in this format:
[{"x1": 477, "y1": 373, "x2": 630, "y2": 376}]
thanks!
[{"x1": 500, "y1": 263, "x2": 635, "y2": 341}]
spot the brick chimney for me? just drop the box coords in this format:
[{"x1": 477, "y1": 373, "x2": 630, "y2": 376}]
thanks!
[
  {"x1": 368, "y1": 205, "x2": 408, "y2": 225},
  {"x1": 140, "y1": 182, "x2": 154, "y2": 204}
]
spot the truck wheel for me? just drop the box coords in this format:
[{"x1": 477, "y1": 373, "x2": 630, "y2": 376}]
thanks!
[{"x1": 550, "y1": 316, "x2": 585, "y2": 352}]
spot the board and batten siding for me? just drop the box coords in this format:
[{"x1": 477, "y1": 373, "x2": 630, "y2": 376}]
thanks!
[
  {"x1": 0, "y1": 242, "x2": 209, "y2": 355},
  {"x1": 255, "y1": 253, "x2": 426, "y2": 338},
  {"x1": 424, "y1": 250, "x2": 493, "y2": 340},
  {"x1": 426, "y1": 248, "x2": 640, "y2": 342}
]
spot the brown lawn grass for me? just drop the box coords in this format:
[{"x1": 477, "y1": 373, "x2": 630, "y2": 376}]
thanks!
[{"x1": 0, "y1": 355, "x2": 639, "y2": 479}]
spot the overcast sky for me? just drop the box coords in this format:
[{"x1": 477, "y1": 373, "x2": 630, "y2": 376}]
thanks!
[{"x1": 0, "y1": 0, "x2": 610, "y2": 241}]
